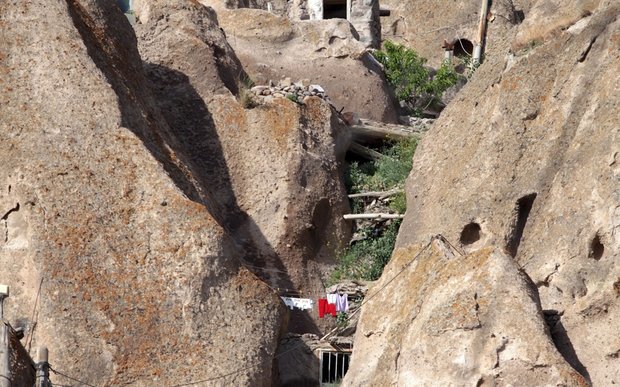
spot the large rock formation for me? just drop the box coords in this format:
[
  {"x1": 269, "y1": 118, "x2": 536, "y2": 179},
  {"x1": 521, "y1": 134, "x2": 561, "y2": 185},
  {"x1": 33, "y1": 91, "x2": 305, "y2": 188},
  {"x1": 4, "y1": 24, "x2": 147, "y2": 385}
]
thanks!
[
  {"x1": 345, "y1": 239, "x2": 587, "y2": 386},
  {"x1": 0, "y1": 0, "x2": 290, "y2": 385},
  {"x1": 214, "y1": 8, "x2": 400, "y2": 123},
  {"x1": 351, "y1": 0, "x2": 618, "y2": 385},
  {"x1": 133, "y1": 0, "x2": 352, "y2": 334}
]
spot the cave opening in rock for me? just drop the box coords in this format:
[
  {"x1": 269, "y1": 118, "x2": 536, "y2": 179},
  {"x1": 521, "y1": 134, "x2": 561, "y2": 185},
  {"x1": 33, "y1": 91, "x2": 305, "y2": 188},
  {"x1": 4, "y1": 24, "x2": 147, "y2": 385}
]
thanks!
[
  {"x1": 453, "y1": 38, "x2": 474, "y2": 58},
  {"x1": 506, "y1": 193, "x2": 537, "y2": 258},
  {"x1": 589, "y1": 234, "x2": 604, "y2": 260},
  {"x1": 324, "y1": 0, "x2": 348, "y2": 19},
  {"x1": 460, "y1": 222, "x2": 481, "y2": 245}
]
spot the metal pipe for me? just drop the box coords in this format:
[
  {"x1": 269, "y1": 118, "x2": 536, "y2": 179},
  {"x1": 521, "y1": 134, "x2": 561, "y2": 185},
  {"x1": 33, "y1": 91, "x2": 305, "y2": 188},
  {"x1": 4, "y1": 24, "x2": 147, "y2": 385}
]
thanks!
[
  {"x1": 35, "y1": 347, "x2": 50, "y2": 387},
  {"x1": 473, "y1": 0, "x2": 489, "y2": 64}
]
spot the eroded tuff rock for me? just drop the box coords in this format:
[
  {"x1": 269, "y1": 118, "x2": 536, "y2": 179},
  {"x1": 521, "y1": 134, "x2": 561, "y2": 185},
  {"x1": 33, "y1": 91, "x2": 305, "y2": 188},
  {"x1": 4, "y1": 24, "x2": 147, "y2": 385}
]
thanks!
[
  {"x1": 0, "y1": 0, "x2": 286, "y2": 385},
  {"x1": 345, "y1": 239, "x2": 587, "y2": 386},
  {"x1": 133, "y1": 0, "x2": 352, "y2": 334},
  {"x1": 380, "y1": 0, "x2": 533, "y2": 66},
  {"x1": 215, "y1": 8, "x2": 400, "y2": 123},
  {"x1": 391, "y1": 0, "x2": 619, "y2": 384}
]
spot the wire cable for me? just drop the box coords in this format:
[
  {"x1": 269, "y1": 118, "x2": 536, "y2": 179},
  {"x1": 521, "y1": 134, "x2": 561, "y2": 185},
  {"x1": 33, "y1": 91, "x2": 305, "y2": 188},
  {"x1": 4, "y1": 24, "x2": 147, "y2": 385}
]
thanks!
[
  {"x1": 170, "y1": 335, "x2": 318, "y2": 387},
  {"x1": 172, "y1": 238, "x2": 435, "y2": 385},
  {"x1": 321, "y1": 238, "x2": 434, "y2": 340},
  {"x1": 49, "y1": 366, "x2": 97, "y2": 387},
  {"x1": 25, "y1": 277, "x2": 44, "y2": 354}
]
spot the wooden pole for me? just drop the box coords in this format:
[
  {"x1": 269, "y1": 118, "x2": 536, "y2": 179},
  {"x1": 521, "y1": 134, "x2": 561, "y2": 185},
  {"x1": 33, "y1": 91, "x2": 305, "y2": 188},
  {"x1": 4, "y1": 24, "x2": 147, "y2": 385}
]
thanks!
[
  {"x1": 348, "y1": 188, "x2": 403, "y2": 199},
  {"x1": 473, "y1": 0, "x2": 489, "y2": 64},
  {"x1": 343, "y1": 213, "x2": 405, "y2": 220}
]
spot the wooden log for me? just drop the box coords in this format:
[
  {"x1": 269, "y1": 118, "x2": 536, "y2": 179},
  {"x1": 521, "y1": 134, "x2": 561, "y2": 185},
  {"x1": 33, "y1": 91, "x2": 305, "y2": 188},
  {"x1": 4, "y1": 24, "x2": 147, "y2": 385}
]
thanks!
[
  {"x1": 343, "y1": 213, "x2": 405, "y2": 220},
  {"x1": 348, "y1": 142, "x2": 385, "y2": 161},
  {"x1": 349, "y1": 119, "x2": 425, "y2": 144},
  {"x1": 348, "y1": 188, "x2": 404, "y2": 199}
]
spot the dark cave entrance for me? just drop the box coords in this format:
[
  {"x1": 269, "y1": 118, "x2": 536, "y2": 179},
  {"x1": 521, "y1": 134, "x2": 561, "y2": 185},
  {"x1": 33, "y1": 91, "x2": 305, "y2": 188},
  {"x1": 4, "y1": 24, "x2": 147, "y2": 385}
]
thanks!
[
  {"x1": 453, "y1": 38, "x2": 474, "y2": 58},
  {"x1": 324, "y1": 0, "x2": 348, "y2": 19}
]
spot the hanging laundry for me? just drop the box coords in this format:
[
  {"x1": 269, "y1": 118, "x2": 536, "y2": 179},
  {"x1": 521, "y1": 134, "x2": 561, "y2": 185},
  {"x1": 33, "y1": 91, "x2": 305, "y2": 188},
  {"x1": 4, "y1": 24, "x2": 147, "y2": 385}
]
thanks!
[
  {"x1": 326, "y1": 302, "x2": 337, "y2": 317},
  {"x1": 336, "y1": 293, "x2": 348, "y2": 312},
  {"x1": 326, "y1": 293, "x2": 338, "y2": 317},
  {"x1": 280, "y1": 297, "x2": 313, "y2": 311},
  {"x1": 326, "y1": 293, "x2": 337, "y2": 304},
  {"x1": 318, "y1": 298, "x2": 327, "y2": 318}
]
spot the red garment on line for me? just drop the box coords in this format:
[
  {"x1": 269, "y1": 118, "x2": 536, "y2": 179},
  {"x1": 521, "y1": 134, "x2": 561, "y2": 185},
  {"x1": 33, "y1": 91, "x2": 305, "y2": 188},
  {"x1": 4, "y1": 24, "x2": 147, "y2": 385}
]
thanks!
[
  {"x1": 318, "y1": 298, "x2": 327, "y2": 318},
  {"x1": 326, "y1": 302, "x2": 337, "y2": 317}
]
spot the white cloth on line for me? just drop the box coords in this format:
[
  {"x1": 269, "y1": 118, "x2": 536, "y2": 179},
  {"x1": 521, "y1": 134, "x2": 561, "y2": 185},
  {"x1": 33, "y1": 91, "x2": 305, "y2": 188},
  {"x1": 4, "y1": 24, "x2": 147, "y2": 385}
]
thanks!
[
  {"x1": 280, "y1": 297, "x2": 313, "y2": 311},
  {"x1": 326, "y1": 293, "x2": 337, "y2": 304}
]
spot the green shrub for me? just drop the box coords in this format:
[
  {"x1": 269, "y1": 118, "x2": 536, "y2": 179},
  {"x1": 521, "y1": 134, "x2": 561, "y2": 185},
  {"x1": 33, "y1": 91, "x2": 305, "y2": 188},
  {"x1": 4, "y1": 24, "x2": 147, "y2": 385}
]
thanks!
[
  {"x1": 330, "y1": 220, "x2": 402, "y2": 282},
  {"x1": 369, "y1": 138, "x2": 417, "y2": 193},
  {"x1": 426, "y1": 62, "x2": 459, "y2": 96},
  {"x1": 373, "y1": 41, "x2": 430, "y2": 102},
  {"x1": 373, "y1": 41, "x2": 458, "y2": 107}
]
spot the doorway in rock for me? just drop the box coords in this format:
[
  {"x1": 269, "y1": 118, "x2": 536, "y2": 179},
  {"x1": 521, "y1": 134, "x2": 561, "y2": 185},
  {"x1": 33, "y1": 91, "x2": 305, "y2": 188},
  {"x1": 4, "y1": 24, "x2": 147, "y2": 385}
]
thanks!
[
  {"x1": 323, "y1": 0, "x2": 348, "y2": 19},
  {"x1": 320, "y1": 350, "x2": 351, "y2": 385}
]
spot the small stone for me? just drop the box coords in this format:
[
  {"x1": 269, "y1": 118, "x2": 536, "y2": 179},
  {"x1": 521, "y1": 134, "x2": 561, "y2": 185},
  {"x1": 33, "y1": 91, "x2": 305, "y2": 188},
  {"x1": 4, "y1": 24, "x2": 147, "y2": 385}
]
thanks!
[
  {"x1": 273, "y1": 92, "x2": 285, "y2": 98},
  {"x1": 261, "y1": 89, "x2": 272, "y2": 96},
  {"x1": 251, "y1": 86, "x2": 269, "y2": 93},
  {"x1": 280, "y1": 77, "x2": 292, "y2": 87},
  {"x1": 309, "y1": 84, "x2": 324, "y2": 93}
]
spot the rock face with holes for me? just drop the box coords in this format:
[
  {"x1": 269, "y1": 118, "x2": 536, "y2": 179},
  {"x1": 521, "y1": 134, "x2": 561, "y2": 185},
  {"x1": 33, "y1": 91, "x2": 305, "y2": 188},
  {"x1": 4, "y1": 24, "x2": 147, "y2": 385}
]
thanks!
[
  {"x1": 385, "y1": 0, "x2": 619, "y2": 385},
  {"x1": 380, "y1": 0, "x2": 534, "y2": 66},
  {"x1": 213, "y1": 8, "x2": 400, "y2": 123},
  {"x1": 0, "y1": 0, "x2": 306, "y2": 385},
  {"x1": 133, "y1": 0, "x2": 352, "y2": 335},
  {"x1": 345, "y1": 239, "x2": 587, "y2": 386}
]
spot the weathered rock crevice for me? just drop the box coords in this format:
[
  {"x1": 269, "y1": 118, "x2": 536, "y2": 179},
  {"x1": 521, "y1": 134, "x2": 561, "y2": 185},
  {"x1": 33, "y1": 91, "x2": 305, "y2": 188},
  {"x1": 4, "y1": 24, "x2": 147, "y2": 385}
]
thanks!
[{"x1": 505, "y1": 193, "x2": 536, "y2": 258}]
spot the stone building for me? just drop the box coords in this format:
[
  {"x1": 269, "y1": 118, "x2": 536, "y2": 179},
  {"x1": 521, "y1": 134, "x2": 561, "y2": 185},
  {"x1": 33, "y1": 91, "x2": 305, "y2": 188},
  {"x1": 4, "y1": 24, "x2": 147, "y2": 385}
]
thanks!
[
  {"x1": 202, "y1": 0, "x2": 381, "y2": 48},
  {"x1": 297, "y1": 0, "x2": 380, "y2": 48}
]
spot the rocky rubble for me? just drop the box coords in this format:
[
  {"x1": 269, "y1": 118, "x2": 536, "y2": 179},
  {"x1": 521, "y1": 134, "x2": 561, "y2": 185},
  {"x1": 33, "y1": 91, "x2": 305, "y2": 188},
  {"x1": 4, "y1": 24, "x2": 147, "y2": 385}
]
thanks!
[
  {"x1": 215, "y1": 8, "x2": 400, "y2": 122},
  {"x1": 250, "y1": 78, "x2": 332, "y2": 104}
]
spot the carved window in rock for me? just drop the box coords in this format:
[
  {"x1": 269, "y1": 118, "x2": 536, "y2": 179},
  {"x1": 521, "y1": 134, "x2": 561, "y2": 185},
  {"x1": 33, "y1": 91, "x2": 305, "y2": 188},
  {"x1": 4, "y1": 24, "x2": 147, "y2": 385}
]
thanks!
[
  {"x1": 324, "y1": 0, "x2": 348, "y2": 19},
  {"x1": 320, "y1": 350, "x2": 351, "y2": 386},
  {"x1": 308, "y1": 0, "x2": 351, "y2": 20}
]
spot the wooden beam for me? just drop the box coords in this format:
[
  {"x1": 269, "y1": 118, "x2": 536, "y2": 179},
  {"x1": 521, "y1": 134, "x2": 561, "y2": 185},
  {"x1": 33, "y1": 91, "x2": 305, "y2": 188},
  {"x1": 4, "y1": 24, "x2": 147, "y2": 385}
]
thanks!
[
  {"x1": 348, "y1": 188, "x2": 404, "y2": 199},
  {"x1": 343, "y1": 213, "x2": 405, "y2": 220},
  {"x1": 348, "y1": 142, "x2": 385, "y2": 161},
  {"x1": 349, "y1": 119, "x2": 425, "y2": 143}
]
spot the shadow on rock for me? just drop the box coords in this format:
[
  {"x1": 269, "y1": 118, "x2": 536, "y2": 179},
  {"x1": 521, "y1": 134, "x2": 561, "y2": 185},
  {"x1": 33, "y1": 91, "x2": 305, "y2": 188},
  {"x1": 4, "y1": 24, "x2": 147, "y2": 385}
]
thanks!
[{"x1": 544, "y1": 310, "x2": 591, "y2": 384}]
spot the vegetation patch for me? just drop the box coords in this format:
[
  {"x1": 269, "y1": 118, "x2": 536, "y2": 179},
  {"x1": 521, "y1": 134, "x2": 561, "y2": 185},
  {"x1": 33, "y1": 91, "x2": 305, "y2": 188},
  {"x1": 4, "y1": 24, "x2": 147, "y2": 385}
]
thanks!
[
  {"x1": 331, "y1": 138, "x2": 418, "y2": 283},
  {"x1": 373, "y1": 41, "x2": 458, "y2": 115}
]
